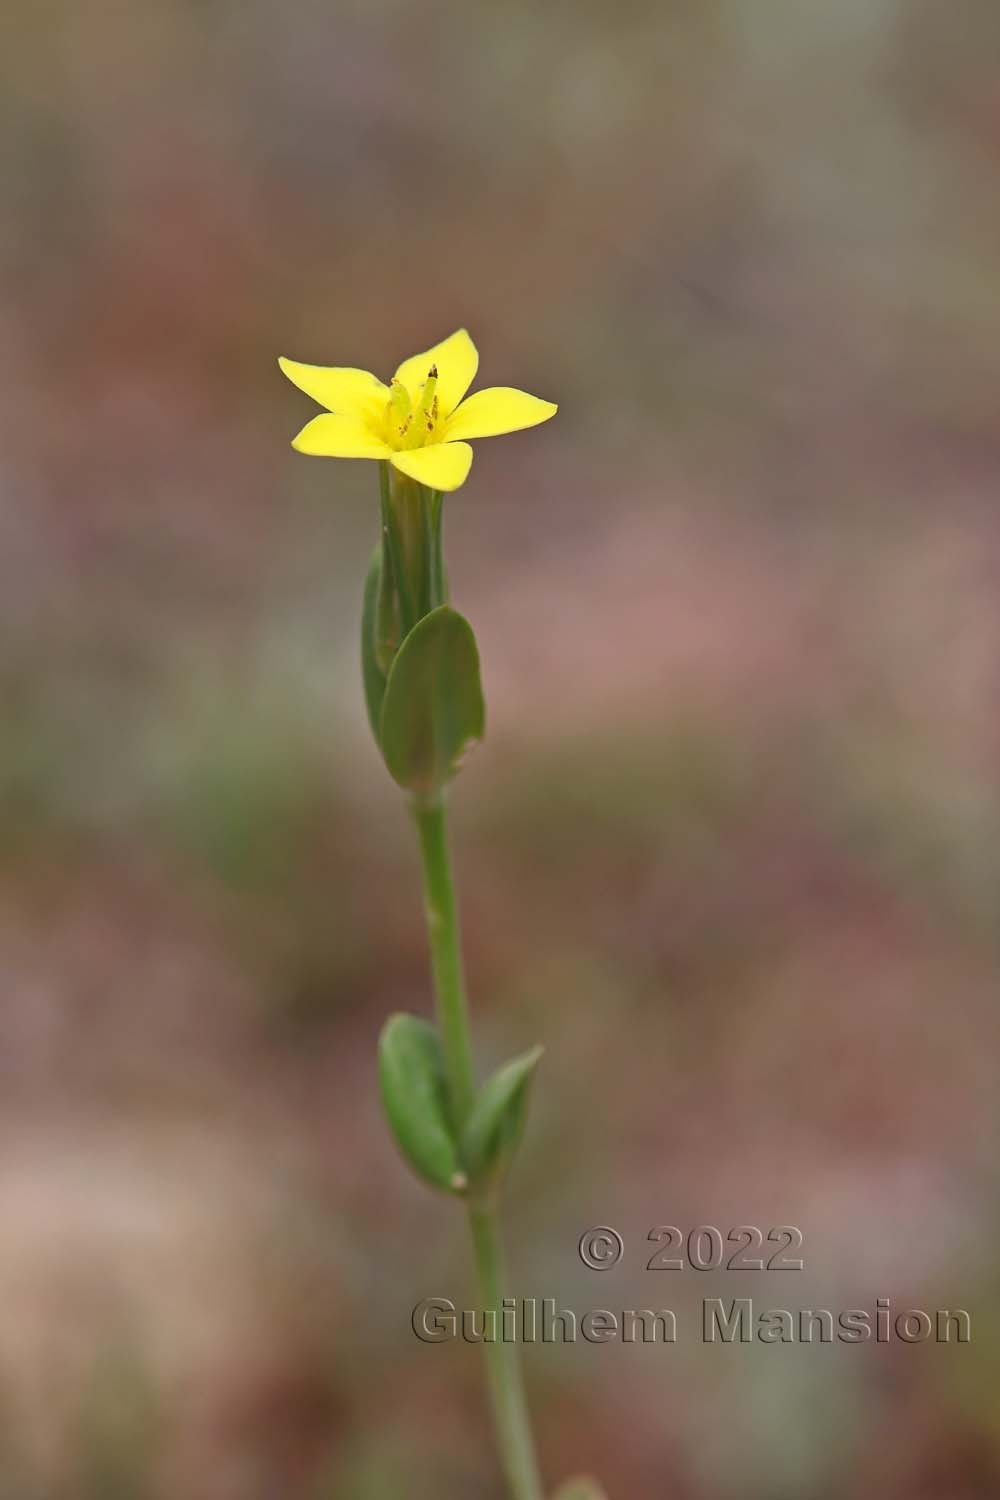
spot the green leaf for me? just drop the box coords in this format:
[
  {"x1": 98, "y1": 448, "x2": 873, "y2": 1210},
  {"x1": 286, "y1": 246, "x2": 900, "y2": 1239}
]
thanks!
[
  {"x1": 461, "y1": 1045, "x2": 543, "y2": 1193},
  {"x1": 551, "y1": 1480, "x2": 610, "y2": 1500},
  {"x1": 361, "y1": 547, "x2": 389, "y2": 743},
  {"x1": 377, "y1": 1014, "x2": 466, "y2": 1194},
  {"x1": 379, "y1": 605, "x2": 485, "y2": 796}
]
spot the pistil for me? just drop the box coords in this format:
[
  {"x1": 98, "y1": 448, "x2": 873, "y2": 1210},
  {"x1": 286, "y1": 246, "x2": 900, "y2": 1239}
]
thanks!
[
  {"x1": 389, "y1": 366, "x2": 440, "y2": 451},
  {"x1": 415, "y1": 365, "x2": 439, "y2": 438}
]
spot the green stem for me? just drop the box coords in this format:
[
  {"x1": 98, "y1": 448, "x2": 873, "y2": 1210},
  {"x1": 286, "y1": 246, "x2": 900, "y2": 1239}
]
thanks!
[
  {"x1": 412, "y1": 795, "x2": 544, "y2": 1500},
  {"x1": 468, "y1": 1204, "x2": 545, "y2": 1500},
  {"x1": 412, "y1": 795, "x2": 475, "y2": 1122}
]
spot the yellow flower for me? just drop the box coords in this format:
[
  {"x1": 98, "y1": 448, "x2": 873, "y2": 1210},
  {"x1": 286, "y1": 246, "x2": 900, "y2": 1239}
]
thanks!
[{"x1": 278, "y1": 328, "x2": 556, "y2": 492}]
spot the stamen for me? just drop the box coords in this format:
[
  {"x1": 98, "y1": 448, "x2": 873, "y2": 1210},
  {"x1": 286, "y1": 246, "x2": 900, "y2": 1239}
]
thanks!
[
  {"x1": 389, "y1": 378, "x2": 411, "y2": 433},
  {"x1": 391, "y1": 367, "x2": 440, "y2": 450},
  {"x1": 414, "y1": 365, "x2": 439, "y2": 443}
]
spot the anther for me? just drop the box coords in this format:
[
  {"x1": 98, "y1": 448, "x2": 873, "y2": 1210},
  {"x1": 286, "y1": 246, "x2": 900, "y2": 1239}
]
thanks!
[
  {"x1": 416, "y1": 367, "x2": 439, "y2": 431},
  {"x1": 389, "y1": 378, "x2": 410, "y2": 425}
]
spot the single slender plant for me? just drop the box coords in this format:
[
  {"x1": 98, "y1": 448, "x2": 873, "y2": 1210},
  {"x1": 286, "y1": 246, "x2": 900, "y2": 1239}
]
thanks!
[{"x1": 279, "y1": 330, "x2": 605, "y2": 1500}]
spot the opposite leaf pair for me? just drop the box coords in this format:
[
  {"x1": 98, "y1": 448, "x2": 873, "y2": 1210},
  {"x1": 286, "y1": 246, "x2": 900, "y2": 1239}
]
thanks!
[
  {"x1": 363, "y1": 552, "x2": 485, "y2": 800},
  {"x1": 378, "y1": 1013, "x2": 542, "y2": 1198}
]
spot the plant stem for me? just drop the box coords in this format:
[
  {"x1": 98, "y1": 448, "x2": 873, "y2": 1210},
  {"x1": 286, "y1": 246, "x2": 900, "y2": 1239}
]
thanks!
[
  {"x1": 412, "y1": 794, "x2": 544, "y2": 1500},
  {"x1": 468, "y1": 1202, "x2": 545, "y2": 1500},
  {"x1": 412, "y1": 795, "x2": 476, "y2": 1123}
]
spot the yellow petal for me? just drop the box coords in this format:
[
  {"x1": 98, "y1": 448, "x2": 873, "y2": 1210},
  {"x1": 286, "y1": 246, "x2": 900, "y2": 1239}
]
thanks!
[
  {"x1": 390, "y1": 442, "x2": 473, "y2": 492},
  {"x1": 394, "y1": 330, "x2": 478, "y2": 418},
  {"x1": 278, "y1": 357, "x2": 390, "y2": 427},
  {"x1": 443, "y1": 386, "x2": 558, "y2": 442},
  {"x1": 292, "y1": 414, "x2": 392, "y2": 459}
]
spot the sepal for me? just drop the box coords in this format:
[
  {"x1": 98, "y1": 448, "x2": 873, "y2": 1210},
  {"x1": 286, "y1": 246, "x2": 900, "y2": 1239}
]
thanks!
[{"x1": 361, "y1": 547, "x2": 391, "y2": 743}]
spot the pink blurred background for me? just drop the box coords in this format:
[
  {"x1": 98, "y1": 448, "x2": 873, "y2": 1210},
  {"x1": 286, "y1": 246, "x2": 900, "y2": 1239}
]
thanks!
[{"x1": 3, "y1": 1, "x2": 1000, "y2": 1495}]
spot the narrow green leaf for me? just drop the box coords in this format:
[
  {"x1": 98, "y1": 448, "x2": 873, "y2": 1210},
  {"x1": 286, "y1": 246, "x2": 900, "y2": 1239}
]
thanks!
[
  {"x1": 461, "y1": 1045, "x2": 543, "y2": 1193},
  {"x1": 360, "y1": 547, "x2": 389, "y2": 743},
  {"x1": 378, "y1": 1013, "x2": 466, "y2": 1194},
  {"x1": 379, "y1": 605, "x2": 485, "y2": 796},
  {"x1": 551, "y1": 1479, "x2": 610, "y2": 1500}
]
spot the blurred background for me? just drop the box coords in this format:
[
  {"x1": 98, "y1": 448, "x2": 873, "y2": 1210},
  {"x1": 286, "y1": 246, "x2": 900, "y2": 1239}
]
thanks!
[{"x1": 3, "y1": 0, "x2": 1000, "y2": 1495}]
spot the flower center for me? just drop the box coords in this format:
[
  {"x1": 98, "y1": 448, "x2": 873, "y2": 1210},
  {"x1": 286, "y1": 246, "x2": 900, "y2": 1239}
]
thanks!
[{"x1": 388, "y1": 365, "x2": 440, "y2": 450}]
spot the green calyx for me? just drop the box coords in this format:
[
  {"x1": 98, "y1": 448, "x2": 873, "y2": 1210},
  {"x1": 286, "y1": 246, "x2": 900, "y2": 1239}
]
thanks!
[
  {"x1": 379, "y1": 464, "x2": 445, "y2": 639},
  {"x1": 361, "y1": 467, "x2": 483, "y2": 797}
]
